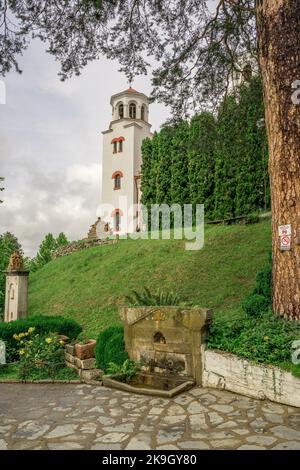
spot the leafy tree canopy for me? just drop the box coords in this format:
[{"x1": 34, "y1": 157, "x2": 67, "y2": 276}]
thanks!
[{"x1": 0, "y1": 1, "x2": 256, "y2": 115}]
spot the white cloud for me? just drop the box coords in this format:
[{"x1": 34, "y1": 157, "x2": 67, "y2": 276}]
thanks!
[{"x1": 0, "y1": 38, "x2": 170, "y2": 257}]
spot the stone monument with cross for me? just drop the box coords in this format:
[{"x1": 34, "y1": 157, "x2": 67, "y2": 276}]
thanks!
[{"x1": 4, "y1": 251, "x2": 29, "y2": 322}]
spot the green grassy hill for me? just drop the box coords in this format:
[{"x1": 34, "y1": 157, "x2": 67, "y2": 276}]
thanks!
[{"x1": 29, "y1": 220, "x2": 271, "y2": 338}]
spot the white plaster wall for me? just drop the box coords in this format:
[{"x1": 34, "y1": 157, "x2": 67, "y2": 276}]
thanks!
[
  {"x1": 4, "y1": 274, "x2": 28, "y2": 322},
  {"x1": 203, "y1": 350, "x2": 300, "y2": 408},
  {"x1": 101, "y1": 91, "x2": 152, "y2": 234}
]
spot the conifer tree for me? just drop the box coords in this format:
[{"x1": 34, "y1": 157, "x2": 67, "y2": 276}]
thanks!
[
  {"x1": 56, "y1": 232, "x2": 69, "y2": 247},
  {"x1": 155, "y1": 126, "x2": 174, "y2": 205},
  {"x1": 234, "y1": 77, "x2": 269, "y2": 215},
  {"x1": 214, "y1": 96, "x2": 240, "y2": 219},
  {"x1": 170, "y1": 121, "x2": 189, "y2": 208},
  {"x1": 188, "y1": 113, "x2": 216, "y2": 221}
]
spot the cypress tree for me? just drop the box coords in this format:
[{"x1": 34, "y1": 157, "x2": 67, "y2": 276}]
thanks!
[
  {"x1": 170, "y1": 121, "x2": 189, "y2": 207},
  {"x1": 188, "y1": 112, "x2": 216, "y2": 220},
  {"x1": 234, "y1": 76, "x2": 269, "y2": 215},
  {"x1": 214, "y1": 96, "x2": 240, "y2": 219},
  {"x1": 156, "y1": 126, "x2": 174, "y2": 205}
]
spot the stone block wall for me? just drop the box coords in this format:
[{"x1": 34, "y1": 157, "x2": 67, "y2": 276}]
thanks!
[
  {"x1": 120, "y1": 306, "x2": 213, "y2": 385},
  {"x1": 203, "y1": 350, "x2": 300, "y2": 408},
  {"x1": 65, "y1": 345, "x2": 103, "y2": 382},
  {"x1": 53, "y1": 238, "x2": 117, "y2": 259}
]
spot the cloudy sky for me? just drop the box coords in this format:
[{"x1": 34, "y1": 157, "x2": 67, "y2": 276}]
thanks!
[{"x1": 0, "y1": 40, "x2": 170, "y2": 257}]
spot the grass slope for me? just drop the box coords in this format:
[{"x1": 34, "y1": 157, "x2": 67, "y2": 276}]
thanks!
[{"x1": 29, "y1": 221, "x2": 271, "y2": 338}]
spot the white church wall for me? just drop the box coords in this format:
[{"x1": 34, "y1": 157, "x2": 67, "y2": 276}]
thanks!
[{"x1": 101, "y1": 88, "x2": 152, "y2": 234}]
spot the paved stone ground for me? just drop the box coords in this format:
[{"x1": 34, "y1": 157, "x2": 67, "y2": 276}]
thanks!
[{"x1": 0, "y1": 384, "x2": 300, "y2": 450}]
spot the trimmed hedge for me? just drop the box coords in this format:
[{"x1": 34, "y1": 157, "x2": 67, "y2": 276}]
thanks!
[
  {"x1": 0, "y1": 315, "x2": 82, "y2": 359},
  {"x1": 242, "y1": 293, "x2": 270, "y2": 317},
  {"x1": 242, "y1": 262, "x2": 272, "y2": 317},
  {"x1": 254, "y1": 265, "x2": 272, "y2": 301},
  {"x1": 95, "y1": 326, "x2": 128, "y2": 372}
]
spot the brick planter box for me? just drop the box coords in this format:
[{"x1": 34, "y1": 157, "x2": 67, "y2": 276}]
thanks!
[{"x1": 65, "y1": 348, "x2": 102, "y2": 383}]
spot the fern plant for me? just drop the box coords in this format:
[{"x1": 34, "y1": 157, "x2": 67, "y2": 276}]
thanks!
[
  {"x1": 105, "y1": 359, "x2": 141, "y2": 383},
  {"x1": 125, "y1": 286, "x2": 180, "y2": 306}
]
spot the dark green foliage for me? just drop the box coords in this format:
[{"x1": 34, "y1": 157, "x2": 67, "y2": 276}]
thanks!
[
  {"x1": 254, "y1": 265, "x2": 272, "y2": 301},
  {"x1": 242, "y1": 293, "x2": 270, "y2": 317},
  {"x1": 156, "y1": 126, "x2": 174, "y2": 205},
  {"x1": 207, "y1": 309, "x2": 300, "y2": 370},
  {"x1": 140, "y1": 136, "x2": 157, "y2": 228},
  {"x1": 170, "y1": 121, "x2": 190, "y2": 207},
  {"x1": 242, "y1": 257, "x2": 272, "y2": 316},
  {"x1": 234, "y1": 77, "x2": 269, "y2": 216},
  {"x1": 0, "y1": 232, "x2": 23, "y2": 319},
  {"x1": 105, "y1": 359, "x2": 141, "y2": 383},
  {"x1": 214, "y1": 96, "x2": 240, "y2": 219},
  {"x1": 188, "y1": 113, "x2": 216, "y2": 220},
  {"x1": 0, "y1": 315, "x2": 82, "y2": 360},
  {"x1": 125, "y1": 286, "x2": 180, "y2": 306},
  {"x1": 141, "y1": 76, "x2": 269, "y2": 222},
  {"x1": 30, "y1": 232, "x2": 69, "y2": 272},
  {"x1": 95, "y1": 326, "x2": 128, "y2": 372},
  {"x1": 56, "y1": 232, "x2": 69, "y2": 247}
]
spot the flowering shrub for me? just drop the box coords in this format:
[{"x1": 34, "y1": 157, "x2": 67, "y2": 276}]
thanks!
[
  {"x1": 13, "y1": 328, "x2": 66, "y2": 380},
  {"x1": 0, "y1": 315, "x2": 82, "y2": 361}
]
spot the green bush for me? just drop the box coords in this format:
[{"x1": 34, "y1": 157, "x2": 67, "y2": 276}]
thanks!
[
  {"x1": 17, "y1": 331, "x2": 65, "y2": 380},
  {"x1": 95, "y1": 326, "x2": 128, "y2": 372},
  {"x1": 242, "y1": 293, "x2": 270, "y2": 316},
  {"x1": 125, "y1": 286, "x2": 180, "y2": 306},
  {"x1": 0, "y1": 315, "x2": 82, "y2": 360},
  {"x1": 254, "y1": 265, "x2": 272, "y2": 301},
  {"x1": 207, "y1": 309, "x2": 300, "y2": 368},
  {"x1": 105, "y1": 359, "x2": 141, "y2": 383}
]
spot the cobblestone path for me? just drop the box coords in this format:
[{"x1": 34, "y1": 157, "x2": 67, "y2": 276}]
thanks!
[{"x1": 0, "y1": 384, "x2": 300, "y2": 450}]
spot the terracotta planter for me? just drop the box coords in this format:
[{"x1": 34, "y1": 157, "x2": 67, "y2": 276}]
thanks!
[{"x1": 74, "y1": 340, "x2": 96, "y2": 360}]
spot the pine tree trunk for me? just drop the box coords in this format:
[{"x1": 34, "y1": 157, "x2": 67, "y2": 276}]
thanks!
[{"x1": 256, "y1": 0, "x2": 300, "y2": 320}]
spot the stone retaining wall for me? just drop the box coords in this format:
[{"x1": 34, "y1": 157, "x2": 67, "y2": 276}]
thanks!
[
  {"x1": 53, "y1": 238, "x2": 117, "y2": 258},
  {"x1": 65, "y1": 345, "x2": 103, "y2": 382},
  {"x1": 203, "y1": 350, "x2": 300, "y2": 408}
]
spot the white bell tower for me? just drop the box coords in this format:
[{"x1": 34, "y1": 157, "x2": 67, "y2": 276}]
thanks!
[{"x1": 101, "y1": 87, "x2": 152, "y2": 234}]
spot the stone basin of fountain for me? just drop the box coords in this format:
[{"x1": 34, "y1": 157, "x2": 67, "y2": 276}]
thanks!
[
  {"x1": 103, "y1": 306, "x2": 212, "y2": 396},
  {"x1": 103, "y1": 371, "x2": 195, "y2": 398}
]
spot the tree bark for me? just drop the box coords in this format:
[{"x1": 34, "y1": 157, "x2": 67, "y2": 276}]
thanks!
[{"x1": 256, "y1": 0, "x2": 300, "y2": 320}]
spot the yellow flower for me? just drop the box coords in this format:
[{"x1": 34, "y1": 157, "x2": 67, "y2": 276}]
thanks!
[
  {"x1": 263, "y1": 336, "x2": 269, "y2": 342},
  {"x1": 13, "y1": 334, "x2": 19, "y2": 340},
  {"x1": 28, "y1": 327, "x2": 35, "y2": 334},
  {"x1": 19, "y1": 332, "x2": 25, "y2": 338},
  {"x1": 45, "y1": 337, "x2": 53, "y2": 344},
  {"x1": 19, "y1": 349, "x2": 25, "y2": 355},
  {"x1": 59, "y1": 340, "x2": 65, "y2": 345}
]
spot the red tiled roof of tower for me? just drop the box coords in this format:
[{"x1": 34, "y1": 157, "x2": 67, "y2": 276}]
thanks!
[{"x1": 126, "y1": 86, "x2": 139, "y2": 93}]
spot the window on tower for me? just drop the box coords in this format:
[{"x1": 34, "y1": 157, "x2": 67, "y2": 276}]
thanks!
[
  {"x1": 118, "y1": 103, "x2": 124, "y2": 119},
  {"x1": 112, "y1": 170, "x2": 123, "y2": 190},
  {"x1": 111, "y1": 136, "x2": 125, "y2": 153},
  {"x1": 129, "y1": 103, "x2": 136, "y2": 119},
  {"x1": 115, "y1": 211, "x2": 120, "y2": 232},
  {"x1": 114, "y1": 174, "x2": 121, "y2": 190},
  {"x1": 141, "y1": 105, "x2": 146, "y2": 121}
]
